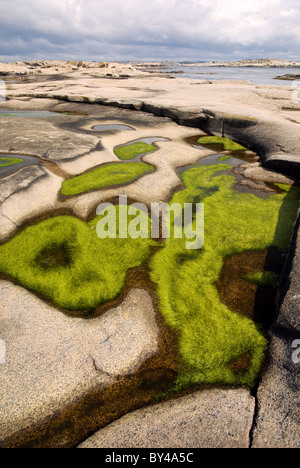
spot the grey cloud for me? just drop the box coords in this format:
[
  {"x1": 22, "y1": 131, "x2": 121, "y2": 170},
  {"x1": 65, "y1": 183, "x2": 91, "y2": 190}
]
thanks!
[{"x1": 0, "y1": 0, "x2": 299, "y2": 61}]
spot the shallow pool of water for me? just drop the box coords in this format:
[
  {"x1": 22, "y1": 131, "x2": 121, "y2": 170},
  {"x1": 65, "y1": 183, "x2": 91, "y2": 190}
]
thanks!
[
  {"x1": 92, "y1": 124, "x2": 134, "y2": 132},
  {"x1": 115, "y1": 137, "x2": 169, "y2": 162},
  {"x1": 0, "y1": 110, "x2": 85, "y2": 118},
  {"x1": 182, "y1": 136, "x2": 284, "y2": 197}
]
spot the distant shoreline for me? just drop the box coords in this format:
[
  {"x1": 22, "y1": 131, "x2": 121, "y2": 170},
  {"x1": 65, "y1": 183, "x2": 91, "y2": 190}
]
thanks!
[
  {"x1": 179, "y1": 59, "x2": 300, "y2": 69},
  {"x1": 136, "y1": 59, "x2": 300, "y2": 69}
]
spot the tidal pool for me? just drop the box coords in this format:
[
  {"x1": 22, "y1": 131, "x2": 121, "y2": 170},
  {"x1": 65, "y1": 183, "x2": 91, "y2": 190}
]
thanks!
[
  {"x1": 1, "y1": 131, "x2": 299, "y2": 397},
  {"x1": 183, "y1": 136, "x2": 284, "y2": 197},
  {"x1": 114, "y1": 137, "x2": 169, "y2": 162},
  {"x1": 0, "y1": 154, "x2": 40, "y2": 177},
  {"x1": 0, "y1": 110, "x2": 63, "y2": 118},
  {"x1": 178, "y1": 153, "x2": 275, "y2": 198},
  {"x1": 149, "y1": 135, "x2": 300, "y2": 393},
  {"x1": 195, "y1": 135, "x2": 248, "y2": 152},
  {"x1": 0, "y1": 212, "x2": 155, "y2": 312},
  {"x1": 0, "y1": 156, "x2": 24, "y2": 167},
  {"x1": 0, "y1": 110, "x2": 87, "y2": 118},
  {"x1": 92, "y1": 124, "x2": 134, "y2": 132},
  {"x1": 60, "y1": 162, "x2": 155, "y2": 196}
]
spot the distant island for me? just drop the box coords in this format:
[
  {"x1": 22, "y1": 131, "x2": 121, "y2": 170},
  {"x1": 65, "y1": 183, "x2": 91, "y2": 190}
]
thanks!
[{"x1": 274, "y1": 73, "x2": 300, "y2": 81}]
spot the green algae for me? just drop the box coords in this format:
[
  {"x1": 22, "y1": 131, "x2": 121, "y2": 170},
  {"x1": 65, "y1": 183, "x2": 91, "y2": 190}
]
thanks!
[
  {"x1": 60, "y1": 162, "x2": 154, "y2": 196},
  {"x1": 0, "y1": 210, "x2": 155, "y2": 312},
  {"x1": 197, "y1": 136, "x2": 247, "y2": 151},
  {"x1": 114, "y1": 142, "x2": 157, "y2": 160},
  {"x1": 218, "y1": 155, "x2": 232, "y2": 162},
  {"x1": 242, "y1": 271, "x2": 279, "y2": 288},
  {"x1": 274, "y1": 183, "x2": 292, "y2": 192},
  {"x1": 150, "y1": 164, "x2": 300, "y2": 391},
  {"x1": 0, "y1": 157, "x2": 24, "y2": 167},
  {"x1": 1, "y1": 149, "x2": 299, "y2": 393}
]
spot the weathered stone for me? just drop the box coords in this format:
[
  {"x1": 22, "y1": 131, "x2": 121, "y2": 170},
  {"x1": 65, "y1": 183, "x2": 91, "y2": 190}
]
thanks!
[
  {"x1": 0, "y1": 117, "x2": 99, "y2": 161},
  {"x1": 78, "y1": 388, "x2": 255, "y2": 449},
  {"x1": 8, "y1": 72, "x2": 299, "y2": 176},
  {"x1": 239, "y1": 162, "x2": 294, "y2": 186},
  {"x1": 0, "y1": 284, "x2": 163, "y2": 448},
  {"x1": 0, "y1": 165, "x2": 46, "y2": 203},
  {"x1": 264, "y1": 153, "x2": 300, "y2": 178},
  {"x1": 277, "y1": 220, "x2": 300, "y2": 333},
  {"x1": 1, "y1": 70, "x2": 300, "y2": 449},
  {"x1": 0, "y1": 169, "x2": 64, "y2": 242},
  {"x1": 251, "y1": 331, "x2": 300, "y2": 448},
  {"x1": 252, "y1": 221, "x2": 300, "y2": 448},
  {"x1": 201, "y1": 112, "x2": 300, "y2": 178}
]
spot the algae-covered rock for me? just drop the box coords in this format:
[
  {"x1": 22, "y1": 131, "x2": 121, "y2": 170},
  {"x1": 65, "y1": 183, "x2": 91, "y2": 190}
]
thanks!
[{"x1": 0, "y1": 212, "x2": 155, "y2": 311}]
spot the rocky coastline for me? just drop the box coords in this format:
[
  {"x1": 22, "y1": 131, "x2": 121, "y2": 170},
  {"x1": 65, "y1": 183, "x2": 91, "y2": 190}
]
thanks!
[{"x1": 0, "y1": 60, "x2": 299, "y2": 448}]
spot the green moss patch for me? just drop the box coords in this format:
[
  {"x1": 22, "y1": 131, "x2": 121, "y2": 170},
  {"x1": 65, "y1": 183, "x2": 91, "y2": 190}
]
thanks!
[
  {"x1": 0, "y1": 211, "x2": 155, "y2": 311},
  {"x1": 150, "y1": 164, "x2": 300, "y2": 391},
  {"x1": 61, "y1": 162, "x2": 154, "y2": 196},
  {"x1": 114, "y1": 142, "x2": 157, "y2": 160},
  {"x1": 197, "y1": 136, "x2": 247, "y2": 151},
  {"x1": 0, "y1": 157, "x2": 24, "y2": 167},
  {"x1": 218, "y1": 155, "x2": 232, "y2": 162}
]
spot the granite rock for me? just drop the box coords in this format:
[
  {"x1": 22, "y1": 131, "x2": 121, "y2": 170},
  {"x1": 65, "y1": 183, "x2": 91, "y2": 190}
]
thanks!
[
  {"x1": 252, "y1": 221, "x2": 300, "y2": 448},
  {"x1": 251, "y1": 331, "x2": 300, "y2": 448},
  {"x1": 78, "y1": 388, "x2": 255, "y2": 449},
  {"x1": 0, "y1": 165, "x2": 46, "y2": 203},
  {"x1": 0, "y1": 284, "x2": 162, "y2": 448},
  {"x1": 276, "y1": 219, "x2": 300, "y2": 333},
  {"x1": 0, "y1": 117, "x2": 99, "y2": 162}
]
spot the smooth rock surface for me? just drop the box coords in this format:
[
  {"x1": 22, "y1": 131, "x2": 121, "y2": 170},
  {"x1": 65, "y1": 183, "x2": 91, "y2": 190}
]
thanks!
[
  {"x1": 0, "y1": 168, "x2": 64, "y2": 242},
  {"x1": 5, "y1": 70, "x2": 300, "y2": 175},
  {"x1": 252, "y1": 332, "x2": 300, "y2": 448},
  {"x1": 1, "y1": 68, "x2": 299, "y2": 448},
  {"x1": 78, "y1": 388, "x2": 255, "y2": 449},
  {"x1": 0, "y1": 117, "x2": 99, "y2": 161},
  {"x1": 239, "y1": 162, "x2": 294, "y2": 186},
  {"x1": 0, "y1": 165, "x2": 46, "y2": 203},
  {"x1": 0, "y1": 284, "x2": 160, "y2": 447},
  {"x1": 276, "y1": 219, "x2": 300, "y2": 333}
]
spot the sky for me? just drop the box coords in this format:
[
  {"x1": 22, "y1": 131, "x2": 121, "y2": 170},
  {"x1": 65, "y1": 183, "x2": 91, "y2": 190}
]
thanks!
[{"x1": 0, "y1": 0, "x2": 299, "y2": 62}]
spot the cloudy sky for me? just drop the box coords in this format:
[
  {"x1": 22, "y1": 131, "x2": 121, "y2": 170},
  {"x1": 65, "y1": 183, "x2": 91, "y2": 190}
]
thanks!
[{"x1": 0, "y1": 0, "x2": 299, "y2": 62}]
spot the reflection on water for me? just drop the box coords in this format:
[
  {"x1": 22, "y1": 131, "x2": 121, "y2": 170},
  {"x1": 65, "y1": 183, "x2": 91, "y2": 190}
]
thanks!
[{"x1": 92, "y1": 124, "x2": 134, "y2": 131}]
